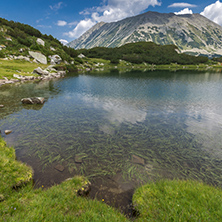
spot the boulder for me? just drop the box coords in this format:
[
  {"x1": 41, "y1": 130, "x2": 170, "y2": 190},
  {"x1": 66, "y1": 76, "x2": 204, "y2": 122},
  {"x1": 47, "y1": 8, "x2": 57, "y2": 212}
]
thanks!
[
  {"x1": 21, "y1": 97, "x2": 45, "y2": 105},
  {"x1": 36, "y1": 38, "x2": 45, "y2": 47},
  {"x1": 29, "y1": 51, "x2": 47, "y2": 64},
  {"x1": 0, "y1": 105, "x2": 4, "y2": 108},
  {"x1": 49, "y1": 55, "x2": 62, "y2": 65},
  {"x1": 78, "y1": 53, "x2": 85, "y2": 58},
  {"x1": 33, "y1": 67, "x2": 49, "y2": 75},
  {"x1": 50, "y1": 46, "x2": 56, "y2": 51}
]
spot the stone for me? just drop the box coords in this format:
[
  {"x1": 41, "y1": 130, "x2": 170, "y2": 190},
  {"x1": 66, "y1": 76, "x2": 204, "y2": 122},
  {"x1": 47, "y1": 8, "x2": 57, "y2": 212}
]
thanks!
[
  {"x1": 5, "y1": 37, "x2": 12, "y2": 41},
  {"x1": 75, "y1": 153, "x2": 86, "y2": 163},
  {"x1": 50, "y1": 46, "x2": 55, "y2": 51},
  {"x1": 29, "y1": 51, "x2": 47, "y2": 64},
  {"x1": 0, "y1": 105, "x2": 4, "y2": 108},
  {"x1": 131, "y1": 155, "x2": 145, "y2": 165},
  {"x1": 5, "y1": 130, "x2": 12, "y2": 135},
  {"x1": 33, "y1": 67, "x2": 49, "y2": 75},
  {"x1": 0, "y1": 45, "x2": 6, "y2": 49},
  {"x1": 78, "y1": 53, "x2": 85, "y2": 58},
  {"x1": 49, "y1": 55, "x2": 62, "y2": 65},
  {"x1": 36, "y1": 38, "x2": 45, "y2": 47},
  {"x1": 21, "y1": 97, "x2": 45, "y2": 105},
  {"x1": 54, "y1": 164, "x2": 65, "y2": 172}
]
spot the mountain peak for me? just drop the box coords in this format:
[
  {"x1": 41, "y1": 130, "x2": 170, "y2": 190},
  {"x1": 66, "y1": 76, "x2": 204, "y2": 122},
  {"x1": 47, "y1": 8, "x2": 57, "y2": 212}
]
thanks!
[{"x1": 68, "y1": 11, "x2": 222, "y2": 56}]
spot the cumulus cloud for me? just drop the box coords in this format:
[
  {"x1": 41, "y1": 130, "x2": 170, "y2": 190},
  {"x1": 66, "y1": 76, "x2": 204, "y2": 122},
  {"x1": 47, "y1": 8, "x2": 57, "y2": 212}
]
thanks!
[
  {"x1": 174, "y1": 8, "x2": 193, "y2": 15},
  {"x1": 201, "y1": 0, "x2": 222, "y2": 26},
  {"x1": 59, "y1": 39, "x2": 69, "y2": 45},
  {"x1": 168, "y1": 3, "x2": 197, "y2": 8},
  {"x1": 66, "y1": 0, "x2": 161, "y2": 39},
  {"x1": 57, "y1": 20, "x2": 67, "y2": 26},
  {"x1": 64, "y1": 19, "x2": 96, "y2": 38}
]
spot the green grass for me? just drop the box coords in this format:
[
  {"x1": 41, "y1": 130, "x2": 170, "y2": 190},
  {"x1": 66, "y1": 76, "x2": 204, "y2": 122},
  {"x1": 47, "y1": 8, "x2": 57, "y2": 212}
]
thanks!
[
  {"x1": 0, "y1": 136, "x2": 33, "y2": 200},
  {"x1": 1, "y1": 136, "x2": 222, "y2": 221},
  {"x1": 0, "y1": 59, "x2": 48, "y2": 79},
  {"x1": 0, "y1": 136, "x2": 128, "y2": 221},
  {"x1": 133, "y1": 179, "x2": 222, "y2": 222}
]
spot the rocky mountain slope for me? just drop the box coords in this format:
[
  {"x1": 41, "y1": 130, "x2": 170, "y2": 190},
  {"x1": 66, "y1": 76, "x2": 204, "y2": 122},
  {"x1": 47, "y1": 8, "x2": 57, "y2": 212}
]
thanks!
[
  {"x1": 68, "y1": 11, "x2": 222, "y2": 57},
  {"x1": 0, "y1": 17, "x2": 77, "y2": 63}
]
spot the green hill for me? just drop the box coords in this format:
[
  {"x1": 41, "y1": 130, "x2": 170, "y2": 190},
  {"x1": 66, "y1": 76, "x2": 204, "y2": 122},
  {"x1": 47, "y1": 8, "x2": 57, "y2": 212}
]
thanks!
[{"x1": 0, "y1": 17, "x2": 77, "y2": 62}]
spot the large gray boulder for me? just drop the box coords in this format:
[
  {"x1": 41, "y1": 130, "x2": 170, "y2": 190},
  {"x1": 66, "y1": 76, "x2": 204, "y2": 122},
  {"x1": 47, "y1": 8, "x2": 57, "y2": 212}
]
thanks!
[
  {"x1": 36, "y1": 38, "x2": 45, "y2": 46},
  {"x1": 29, "y1": 51, "x2": 47, "y2": 64}
]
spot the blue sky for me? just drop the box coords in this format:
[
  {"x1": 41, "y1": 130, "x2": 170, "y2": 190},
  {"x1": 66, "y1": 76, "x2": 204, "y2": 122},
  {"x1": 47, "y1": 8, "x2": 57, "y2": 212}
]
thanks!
[{"x1": 0, "y1": 1, "x2": 222, "y2": 44}]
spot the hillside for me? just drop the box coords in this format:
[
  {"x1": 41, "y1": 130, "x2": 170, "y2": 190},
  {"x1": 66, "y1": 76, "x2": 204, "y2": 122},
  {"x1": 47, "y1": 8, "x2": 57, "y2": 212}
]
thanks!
[
  {"x1": 68, "y1": 11, "x2": 222, "y2": 57},
  {"x1": 0, "y1": 17, "x2": 77, "y2": 63}
]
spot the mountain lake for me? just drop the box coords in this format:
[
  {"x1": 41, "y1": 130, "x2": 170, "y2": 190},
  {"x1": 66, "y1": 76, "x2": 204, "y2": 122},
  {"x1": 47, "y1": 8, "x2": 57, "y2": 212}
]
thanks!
[{"x1": 0, "y1": 69, "x2": 222, "y2": 213}]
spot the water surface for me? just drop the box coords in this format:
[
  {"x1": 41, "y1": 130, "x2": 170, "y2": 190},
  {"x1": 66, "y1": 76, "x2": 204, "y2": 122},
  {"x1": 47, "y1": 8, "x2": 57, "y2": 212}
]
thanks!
[{"x1": 1, "y1": 70, "x2": 222, "y2": 206}]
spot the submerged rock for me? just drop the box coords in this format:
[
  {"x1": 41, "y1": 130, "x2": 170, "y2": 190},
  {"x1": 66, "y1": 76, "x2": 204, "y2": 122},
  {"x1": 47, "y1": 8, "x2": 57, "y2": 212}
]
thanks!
[
  {"x1": 21, "y1": 97, "x2": 45, "y2": 105},
  {"x1": 131, "y1": 155, "x2": 145, "y2": 165},
  {"x1": 54, "y1": 164, "x2": 65, "y2": 172},
  {"x1": 75, "y1": 153, "x2": 87, "y2": 163},
  {"x1": 5, "y1": 130, "x2": 12, "y2": 135}
]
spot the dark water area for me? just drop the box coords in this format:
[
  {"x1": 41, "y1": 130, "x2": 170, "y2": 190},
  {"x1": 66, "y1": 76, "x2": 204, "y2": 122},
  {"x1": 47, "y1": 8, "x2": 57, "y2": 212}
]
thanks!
[{"x1": 1, "y1": 70, "x2": 222, "y2": 214}]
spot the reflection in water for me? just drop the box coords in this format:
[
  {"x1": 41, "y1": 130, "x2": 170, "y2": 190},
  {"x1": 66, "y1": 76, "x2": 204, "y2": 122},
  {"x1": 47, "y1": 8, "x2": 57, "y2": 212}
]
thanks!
[{"x1": 0, "y1": 70, "x2": 222, "y2": 193}]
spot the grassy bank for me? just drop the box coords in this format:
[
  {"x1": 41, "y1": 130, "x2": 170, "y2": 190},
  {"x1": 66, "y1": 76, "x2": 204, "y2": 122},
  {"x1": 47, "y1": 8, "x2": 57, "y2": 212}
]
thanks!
[
  {"x1": 1, "y1": 57, "x2": 222, "y2": 81},
  {"x1": 0, "y1": 136, "x2": 128, "y2": 221},
  {"x1": 133, "y1": 180, "x2": 222, "y2": 221},
  {"x1": 76, "y1": 57, "x2": 222, "y2": 73},
  {"x1": 0, "y1": 59, "x2": 48, "y2": 79},
  {"x1": 1, "y1": 136, "x2": 222, "y2": 221}
]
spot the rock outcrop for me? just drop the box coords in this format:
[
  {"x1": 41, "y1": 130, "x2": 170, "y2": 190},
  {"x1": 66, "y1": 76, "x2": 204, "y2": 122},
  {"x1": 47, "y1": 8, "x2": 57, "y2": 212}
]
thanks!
[{"x1": 29, "y1": 51, "x2": 47, "y2": 64}]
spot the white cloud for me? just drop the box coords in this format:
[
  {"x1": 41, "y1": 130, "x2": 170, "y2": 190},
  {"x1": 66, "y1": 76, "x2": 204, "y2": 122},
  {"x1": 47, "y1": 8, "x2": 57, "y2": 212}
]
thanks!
[
  {"x1": 168, "y1": 3, "x2": 197, "y2": 8},
  {"x1": 174, "y1": 8, "x2": 193, "y2": 15},
  {"x1": 50, "y1": 2, "x2": 64, "y2": 11},
  {"x1": 88, "y1": 0, "x2": 161, "y2": 23},
  {"x1": 64, "y1": 19, "x2": 96, "y2": 38},
  {"x1": 57, "y1": 20, "x2": 67, "y2": 26},
  {"x1": 201, "y1": 0, "x2": 222, "y2": 26},
  {"x1": 59, "y1": 39, "x2": 68, "y2": 45},
  {"x1": 66, "y1": 0, "x2": 161, "y2": 39}
]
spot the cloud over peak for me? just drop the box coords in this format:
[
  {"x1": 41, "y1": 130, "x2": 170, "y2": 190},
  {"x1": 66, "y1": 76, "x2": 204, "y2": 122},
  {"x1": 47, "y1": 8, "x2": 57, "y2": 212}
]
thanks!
[
  {"x1": 174, "y1": 8, "x2": 193, "y2": 15},
  {"x1": 168, "y1": 3, "x2": 197, "y2": 8},
  {"x1": 201, "y1": 0, "x2": 222, "y2": 26},
  {"x1": 66, "y1": 0, "x2": 161, "y2": 39}
]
